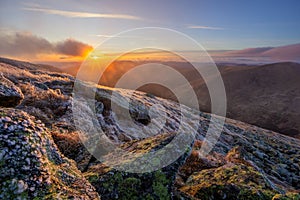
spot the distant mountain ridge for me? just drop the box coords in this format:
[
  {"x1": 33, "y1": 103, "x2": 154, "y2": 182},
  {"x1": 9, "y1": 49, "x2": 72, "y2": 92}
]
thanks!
[{"x1": 222, "y1": 43, "x2": 300, "y2": 62}]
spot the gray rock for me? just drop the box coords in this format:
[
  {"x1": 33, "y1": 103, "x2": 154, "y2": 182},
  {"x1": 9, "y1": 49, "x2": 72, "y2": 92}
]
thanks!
[
  {"x1": 0, "y1": 108, "x2": 100, "y2": 200},
  {"x1": 33, "y1": 81, "x2": 49, "y2": 90},
  {"x1": 0, "y1": 74, "x2": 24, "y2": 107},
  {"x1": 15, "y1": 180, "x2": 27, "y2": 194}
]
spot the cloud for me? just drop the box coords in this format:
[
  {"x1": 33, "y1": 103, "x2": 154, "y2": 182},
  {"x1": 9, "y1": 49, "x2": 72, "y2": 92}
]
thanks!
[
  {"x1": 0, "y1": 32, "x2": 53, "y2": 56},
  {"x1": 187, "y1": 25, "x2": 224, "y2": 30},
  {"x1": 23, "y1": 7, "x2": 142, "y2": 20},
  {"x1": 56, "y1": 39, "x2": 93, "y2": 56},
  {"x1": 0, "y1": 32, "x2": 93, "y2": 57}
]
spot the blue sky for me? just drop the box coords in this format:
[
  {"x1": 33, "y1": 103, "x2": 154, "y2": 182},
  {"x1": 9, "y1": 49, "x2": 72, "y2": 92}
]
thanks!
[{"x1": 0, "y1": 0, "x2": 299, "y2": 51}]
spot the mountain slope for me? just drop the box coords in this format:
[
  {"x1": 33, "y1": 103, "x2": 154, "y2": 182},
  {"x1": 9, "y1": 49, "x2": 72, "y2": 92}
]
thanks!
[
  {"x1": 0, "y1": 58, "x2": 299, "y2": 199},
  {"x1": 188, "y1": 62, "x2": 300, "y2": 138},
  {"x1": 88, "y1": 60, "x2": 300, "y2": 138}
]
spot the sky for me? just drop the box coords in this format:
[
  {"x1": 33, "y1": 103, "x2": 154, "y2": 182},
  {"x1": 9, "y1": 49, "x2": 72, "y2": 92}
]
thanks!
[{"x1": 0, "y1": 0, "x2": 299, "y2": 62}]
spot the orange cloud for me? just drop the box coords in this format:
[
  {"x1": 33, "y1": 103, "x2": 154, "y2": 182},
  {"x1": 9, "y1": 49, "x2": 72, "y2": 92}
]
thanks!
[{"x1": 56, "y1": 39, "x2": 93, "y2": 57}]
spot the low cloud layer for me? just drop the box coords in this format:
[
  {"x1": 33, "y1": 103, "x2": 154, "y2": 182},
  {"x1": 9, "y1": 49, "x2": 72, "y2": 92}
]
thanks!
[{"x1": 0, "y1": 32, "x2": 93, "y2": 58}]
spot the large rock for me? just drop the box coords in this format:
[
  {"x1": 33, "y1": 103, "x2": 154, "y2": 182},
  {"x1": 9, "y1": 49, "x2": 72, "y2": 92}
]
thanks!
[
  {"x1": 0, "y1": 108, "x2": 100, "y2": 199},
  {"x1": 0, "y1": 74, "x2": 24, "y2": 107},
  {"x1": 177, "y1": 143, "x2": 300, "y2": 200}
]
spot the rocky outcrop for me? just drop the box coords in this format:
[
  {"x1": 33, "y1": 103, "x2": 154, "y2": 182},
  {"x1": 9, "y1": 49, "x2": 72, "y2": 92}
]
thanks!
[
  {"x1": 0, "y1": 108, "x2": 99, "y2": 199},
  {"x1": 0, "y1": 74, "x2": 24, "y2": 107},
  {"x1": 178, "y1": 145, "x2": 300, "y2": 200},
  {"x1": 83, "y1": 132, "x2": 192, "y2": 200}
]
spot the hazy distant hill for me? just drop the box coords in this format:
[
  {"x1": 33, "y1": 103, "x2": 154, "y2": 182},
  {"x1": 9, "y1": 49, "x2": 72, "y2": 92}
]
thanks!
[
  {"x1": 222, "y1": 43, "x2": 300, "y2": 62},
  {"x1": 192, "y1": 62, "x2": 300, "y2": 138}
]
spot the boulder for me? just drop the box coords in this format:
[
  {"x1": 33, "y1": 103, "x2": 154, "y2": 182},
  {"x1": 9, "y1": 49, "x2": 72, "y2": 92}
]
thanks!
[
  {"x1": 0, "y1": 74, "x2": 24, "y2": 107},
  {"x1": 178, "y1": 145, "x2": 300, "y2": 200},
  {"x1": 0, "y1": 108, "x2": 100, "y2": 199}
]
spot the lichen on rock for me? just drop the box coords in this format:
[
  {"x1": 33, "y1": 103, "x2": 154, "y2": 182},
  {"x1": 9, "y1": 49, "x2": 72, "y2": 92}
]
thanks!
[{"x1": 0, "y1": 108, "x2": 99, "y2": 199}]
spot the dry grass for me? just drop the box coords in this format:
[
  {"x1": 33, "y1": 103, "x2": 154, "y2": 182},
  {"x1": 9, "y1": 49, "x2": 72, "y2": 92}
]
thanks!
[
  {"x1": 0, "y1": 63, "x2": 70, "y2": 83},
  {"x1": 18, "y1": 83, "x2": 69, "y2": 123},
  {"x1": 51, "y1": 131, "x2": 82, "y2": 160}
]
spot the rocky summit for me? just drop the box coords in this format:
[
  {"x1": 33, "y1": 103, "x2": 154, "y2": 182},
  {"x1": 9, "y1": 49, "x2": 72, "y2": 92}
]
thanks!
[{"x1": 0, "y1": 57, "x2": 299, "y2": 200}]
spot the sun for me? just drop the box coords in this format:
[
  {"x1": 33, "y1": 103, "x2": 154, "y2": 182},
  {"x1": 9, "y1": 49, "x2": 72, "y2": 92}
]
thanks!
[
  {"x1": 91, "y1": 55, "x2": 100, "y2": 60},
  {"x1": 81, "y1": 47, "x2": 94, "y2": 58}
]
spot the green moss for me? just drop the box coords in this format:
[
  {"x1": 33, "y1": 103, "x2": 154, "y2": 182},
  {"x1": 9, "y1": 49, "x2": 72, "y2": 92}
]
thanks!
[
  {"x1": 194, "y1": 184, "x2": 274, "y2": 200},
  {"x1": 153, "y1": 170, "x2": 170, "y2": 200},
  {"x1": 145, "y1": 194, "x2": 155, "y2": 200},
  {"x1": 89, "y1": 169, "x2": 174, "y2": 199},
  {"x1": 0, "y1": 159, "x2": 5, "y2": 168},
  {"x1": 286, "y1": 193, "x2": 300, "y2": 200},
  {"x1": 181, "y1": 164, "x2": 279, "y2": 200},
  {"x1": 272, "y1": 193, "x2": 300, "y2": 200},
  {"x1": 195, "y1": 185, "x2": 239, "y2": 200},
  {"x1": 86, "y1": 173, "x2": 99, "y2": 184},
  {"x1": 119, "y1": 177, "x2": 141, "y2": 200},
  {"x1": 42, "y1": 183, "x2": 72, "y2": 200},
  {"x1": 104, "y1": 172, "x2": 124, "y2": 191}
]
